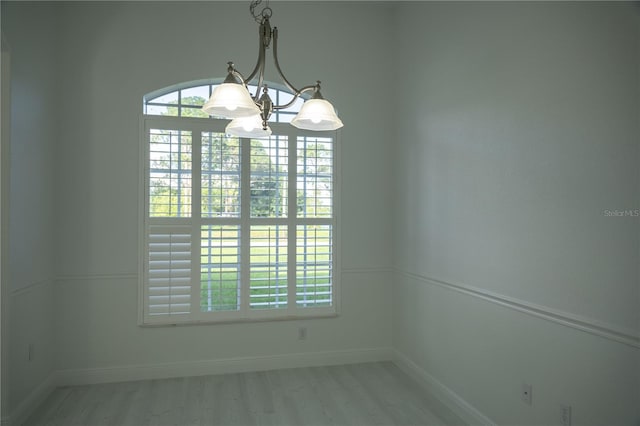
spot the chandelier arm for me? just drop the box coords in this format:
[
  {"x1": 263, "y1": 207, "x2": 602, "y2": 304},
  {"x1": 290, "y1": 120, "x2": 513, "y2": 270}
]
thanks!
[
  {"x1": 272, "y1": 85, "x2": 316, "y2": 110},
  {"x1": 272, "y1": 27, "x2": 301, "y2": 95},
  {"x1": 254, "y1": 46, "x2": 266, "y2": 100},
  {"x1": 245, "y1": 41, "x2": 266, "y2": 95},
  {"x1": 230, "y1": 68, "x2": 249, "y2": 86}
]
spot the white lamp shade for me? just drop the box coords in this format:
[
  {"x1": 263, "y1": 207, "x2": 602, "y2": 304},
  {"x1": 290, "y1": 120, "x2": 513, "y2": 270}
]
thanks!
[
  {"x1": 291, "y1": 98, "x2": 344, "y2": 131},
  {"x1": 225, "y1": 115, "x2": 272, "y2": 138},
  {"x1": 202, "y1": 83, "x2": 260, "y2": 118}
]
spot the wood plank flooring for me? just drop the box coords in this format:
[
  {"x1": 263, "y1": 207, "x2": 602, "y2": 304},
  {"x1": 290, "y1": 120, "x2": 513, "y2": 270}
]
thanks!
[{"x1": 23, "y1": 362, "x2": 466, "y2": 426}]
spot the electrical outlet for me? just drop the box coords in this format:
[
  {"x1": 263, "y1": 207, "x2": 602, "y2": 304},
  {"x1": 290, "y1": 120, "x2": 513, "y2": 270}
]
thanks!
[
  {"x1": 521, "y1": 383, "x2": 532, "y2": 405},
  {"x1": 28, "y1": 343, "x2": 34, "y2": 361},
  {"x1": 561, "y1": 405, "x2": 572, "y2": 426},
  {"x1": 298, "y1": 326, "x2": 307, "y2": 340}
]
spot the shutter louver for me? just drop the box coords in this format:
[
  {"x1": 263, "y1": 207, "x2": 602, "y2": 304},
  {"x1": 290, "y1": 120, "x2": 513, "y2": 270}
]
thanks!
[{"x1": 145, "y1": 225, "x2": 192, "y2": 320}]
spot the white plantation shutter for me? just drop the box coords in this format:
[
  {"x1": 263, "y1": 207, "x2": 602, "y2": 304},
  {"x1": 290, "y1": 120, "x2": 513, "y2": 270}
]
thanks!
[
  {"x1": 145, "y1": 225, "x2": 192, "y2": 321},
  {"x1": 140, "y1": 114, "x2": 338, "y2": 325}
]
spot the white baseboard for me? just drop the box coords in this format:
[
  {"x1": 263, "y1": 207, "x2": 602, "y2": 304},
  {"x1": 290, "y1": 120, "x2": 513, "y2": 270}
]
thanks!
[
  {"x1": 8, "y1": 347, "x2": 392, "y2": 423},
  {"x1": 57, "y1": 347, "x2": 394, "y2": 386},
  {"x1": 393, "y1": 349, "x2": 496, "y2": 426},
  {"x1": 7, "y1": 348, "x2": 491, "y2": 425},
  {"x1": 5, "y1": 372, "x2": 58, "y2": 426}
]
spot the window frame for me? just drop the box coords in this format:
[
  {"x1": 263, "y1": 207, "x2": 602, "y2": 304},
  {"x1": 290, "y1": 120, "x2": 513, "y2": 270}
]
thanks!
[
  {"x1": 143, "y1": 79, "x2": 308, "y2": 123},
  {"x1": 138, "y1": 115, "x2": 341, "y2": 326}
]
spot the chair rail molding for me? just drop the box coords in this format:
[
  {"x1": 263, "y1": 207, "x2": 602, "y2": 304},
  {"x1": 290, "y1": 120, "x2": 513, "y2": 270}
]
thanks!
[{"x1": 395, "y1": 268, "x2": 640, "y2": 349}]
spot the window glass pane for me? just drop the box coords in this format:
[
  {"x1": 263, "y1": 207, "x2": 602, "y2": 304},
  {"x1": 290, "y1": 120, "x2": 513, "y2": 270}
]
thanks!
[
  {"x1": 201, "y1": 132, "x2": 241, "y2": 218},
  {"x1": 201, "y1": 225, "x2": 241, "y2": 311},
  {"x1": 291, "y1": 96, "x2": 304, "y2": 111},
  {"x1": 180, "y1": 106, "x2": 209, "y2": 118},
  {"x1": 246, "y1": 84, "x2": 260, "y2": 100},
  {"x1": 268, "y1": 87, "x2": 278, "y2": 104},
  {"x1": 278, "y1": 90, "x2": 294, "y2": 106},
  {"x1": 296, "y1": 225, "x2": 332, "y2": 307},
  {"x1": 276, "y1": 112, "x2": 295, "y2": 124},
  {"x1": 181, "y1": 86, "x2": 209, "y2": 106},
  {"x1": 146, "y1": 104, "x2": 173, "y2": 116},
  {"x1": 149, "y1": 129, "x2": 192, "y2": 217},
  {"x1": 297, "y1": 137, "x2": 333, "y2": 218},
  {"x1": 149, "y1": 92, "x2": 179, "y2": 105},
  {"x1": 250, "y1": 136, "x2": 288, "y2": 218},
  {"x1": 250, "y1": 225, "x2": 288, "y2": 309}
]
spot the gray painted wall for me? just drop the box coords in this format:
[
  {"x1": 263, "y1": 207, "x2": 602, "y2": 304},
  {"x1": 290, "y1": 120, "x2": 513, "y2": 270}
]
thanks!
[
  {"x1": 1, "y1": 1, "x2": 58, "y2": 417},
  {"x1": 2, "y1": 1, "x2": 639, "y2": 424},
  {"x1": 392, "y1": 2, "x2": 640, "y2": 424},
  {"x1": 50, "y1": 1, "x2": 394, "y2": 373}
]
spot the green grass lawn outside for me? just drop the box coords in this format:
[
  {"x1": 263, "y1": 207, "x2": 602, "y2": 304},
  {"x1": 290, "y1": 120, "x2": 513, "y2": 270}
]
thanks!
[
  {"x1": 200, "y1": 270, "x2": 332, "y2": 311},
  {"x1": 198, "y1": 225, "x2": 332, "y2": 311}
]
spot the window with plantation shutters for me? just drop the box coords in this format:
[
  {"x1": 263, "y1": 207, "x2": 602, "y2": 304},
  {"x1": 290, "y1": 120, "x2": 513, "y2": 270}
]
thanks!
[{"x1": 140, "y1": 85, "x2": 338, "y2": 325}]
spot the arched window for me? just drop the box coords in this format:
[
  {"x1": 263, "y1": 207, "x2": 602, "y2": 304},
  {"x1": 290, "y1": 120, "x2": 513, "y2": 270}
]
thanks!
[
  {"x1": 143, "y1": 80, "x2": 305, "y2": 123},
  {"x1": 139, "y1": 81, "x2": 337, "y2": 326}
]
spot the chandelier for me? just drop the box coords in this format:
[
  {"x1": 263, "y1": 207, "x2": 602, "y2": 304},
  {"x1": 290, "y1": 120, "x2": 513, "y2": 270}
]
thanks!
[{"x1": 202, "y1": 0, "x2": 344, "y2": 138}]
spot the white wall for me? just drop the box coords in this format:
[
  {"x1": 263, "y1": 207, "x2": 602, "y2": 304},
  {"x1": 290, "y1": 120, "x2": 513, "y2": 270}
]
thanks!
[
  {"x1": 51, "y1": 2, "x2": 394, "y2": 373},
  {"x1": 3, "y1": 1, "x2": 639, "y2": 424},
  {"x1": 1, "y1": 1, "x2": 58, "y2": 420},
  {"x1": 392, "y1": 2, "x2": 640, "y2": 425},
  {"x1": 0, "y1": 29, "x2": 11, "y2": 426}
]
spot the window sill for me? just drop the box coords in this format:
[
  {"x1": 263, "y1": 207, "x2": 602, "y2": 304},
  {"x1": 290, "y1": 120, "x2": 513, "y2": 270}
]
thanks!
[{"x1": 139, "y1": 312, "x2": 339, "y2": 328}]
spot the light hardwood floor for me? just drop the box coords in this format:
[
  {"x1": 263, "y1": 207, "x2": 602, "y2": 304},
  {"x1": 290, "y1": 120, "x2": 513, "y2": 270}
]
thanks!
[{"x1": 24, "y1": 362, "x2": 466, "y2": 426}]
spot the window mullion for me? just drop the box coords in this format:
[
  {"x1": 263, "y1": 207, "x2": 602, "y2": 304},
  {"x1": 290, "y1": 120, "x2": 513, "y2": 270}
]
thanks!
[
  {"x1": 240, "y1": 137, "x2": 251, "y2": 316},
  {"x1": 287, "y1": 129, "x2": 297, "y2": 311},
  {"x1": 191, "y1": 130, "x2": 202, "y2": 320}
]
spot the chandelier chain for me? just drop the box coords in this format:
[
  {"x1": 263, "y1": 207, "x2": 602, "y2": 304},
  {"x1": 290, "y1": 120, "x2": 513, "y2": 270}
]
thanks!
[
  {"x1": 249, "y1": 0, "x2": 272, "y2": 23},
  {"x1": 202, "y1": 1, "x2": 343, "y2": 132}
]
